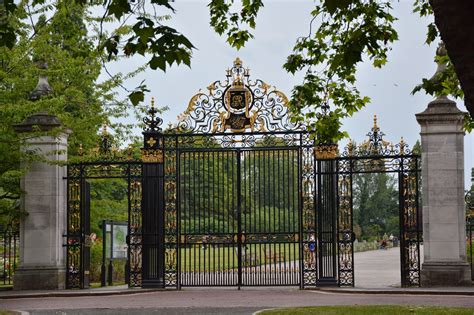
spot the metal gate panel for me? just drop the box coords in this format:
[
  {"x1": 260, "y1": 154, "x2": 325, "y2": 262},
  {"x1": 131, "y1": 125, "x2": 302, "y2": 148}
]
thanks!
[
  {"x1": 240, "y1": 149, "x2": 301, "y2": 286},
  {"x1": 337, "y1": 167, "x2": 354, "y2": 286},
  {"x1": 316, "y1": 158, "x2": 338, "y2": 286},
  {"x1": 399, "y1": 157, "x2": 421, "y2": 287},
  {"x1": 178, "y1": 147, "x2": 302, "y2": 287},
  {"x1": 179, "y1": 150, "x2": 239, "y2": 286}
]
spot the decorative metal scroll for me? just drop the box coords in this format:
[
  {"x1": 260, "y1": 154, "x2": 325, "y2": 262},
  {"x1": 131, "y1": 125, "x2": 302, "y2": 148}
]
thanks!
[
  {"x1": 128, "y1": 165, "x2": 143, "y2": 287},
  {"x1": 400, "y1": 162, "x2": 421, "y2": 287},
  {"x1": 163, "y1": 136, "x2": 178, "y2": 287},
  {"x1": 302, "y1": 143, "x2": 317, "y2": 286},
  {"x1": 178, "y1": 58, "x2": 300, "y2": 133},
  {"x1": 66, "y1": 165, "x2": 82, "y2": 289},
  {"x1": 337, "y1": 172, "x2": 353, "y2": 286},
  {"x1": 340, "y1": 115, "x2": 413, "y2": 158},
  {"x1": 74, "y1": 123, "x2": 138, "y2": 163}
]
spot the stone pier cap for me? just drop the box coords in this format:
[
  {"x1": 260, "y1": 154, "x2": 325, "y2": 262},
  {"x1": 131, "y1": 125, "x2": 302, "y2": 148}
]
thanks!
[
  {"x1": 416, "y1": 96, "x2": 467, "y2": 125},
  {"x1": 13, "y1": 112, "x2": 64, "y2": 133}
]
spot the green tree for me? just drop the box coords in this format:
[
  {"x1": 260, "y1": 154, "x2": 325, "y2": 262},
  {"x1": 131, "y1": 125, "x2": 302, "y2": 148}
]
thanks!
[
  {"x1": 0, "y1": 1, "x2": 140, "y2": 225},
  {"x1": 89, "y1": 179, "x2": 128, "y2": 236},
  {"x1": 3, "y1": 1, "x2": 473, "y2": 134},
  {"x1": 353, "y1": 172, "x2": 398, "y2": 240}
]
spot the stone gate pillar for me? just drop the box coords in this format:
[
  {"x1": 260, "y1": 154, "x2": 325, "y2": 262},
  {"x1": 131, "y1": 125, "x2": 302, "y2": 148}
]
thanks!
[
  {"x1": 416, "y1": 96, "x2": 471, "y2": 286},
  {"x1": 13, "y1": 113, "x2": 70, "y2": 290}
]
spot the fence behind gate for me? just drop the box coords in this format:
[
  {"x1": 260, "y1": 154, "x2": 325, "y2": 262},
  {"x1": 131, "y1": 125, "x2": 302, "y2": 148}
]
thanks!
[
  {"x1": 468, "y1": 218, "x2": 473, "y2": 281},
  {"x1": 0, "y1": 225, "x2": 19, "y2": 286}
]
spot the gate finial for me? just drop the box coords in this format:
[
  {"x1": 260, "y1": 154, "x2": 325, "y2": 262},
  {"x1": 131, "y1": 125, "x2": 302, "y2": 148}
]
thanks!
[
  {"x1": 99, "y1": 121, "x2": 112, "y2": 155},
  {"x1": 142, "y1": 97, "x2": 164, "y2": 163},
  {"x1": 102, "y1": 121, "x2": 108, "y2": 135},
  {"x1": 234, "y1": 57, "x2": 242, "y2": 67},
  {"x1": 143, "y1": 97, "x2": 163, "y2": 132}
]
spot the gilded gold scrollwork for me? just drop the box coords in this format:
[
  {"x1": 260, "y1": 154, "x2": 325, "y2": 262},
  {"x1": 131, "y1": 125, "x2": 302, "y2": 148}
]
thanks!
[{"x1": 178, "y1": 58, "x2": 300, "y2": 133}]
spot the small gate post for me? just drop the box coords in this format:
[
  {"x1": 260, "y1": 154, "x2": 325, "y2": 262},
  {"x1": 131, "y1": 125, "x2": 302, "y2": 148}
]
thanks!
[
  {"x1": 13, "y1": 113, "x2": 70, "y2": 290},
  {"x1": 416, "y1": 95, "x2": 471, "y2": 286},
  {"x1": 141, "y1": 98, "x2": 166, "y2": 288}
]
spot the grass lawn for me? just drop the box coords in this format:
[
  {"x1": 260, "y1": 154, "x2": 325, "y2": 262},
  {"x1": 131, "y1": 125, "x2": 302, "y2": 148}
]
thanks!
[
  {"x1": 0, "y1": 284, "x2": 13, "y2": 290},
  {"x1": 89, "y1": 281, "x2": 127, "y2": 288},
  {"x1": 258, "y1": 306, "x2": 474, "y2": 315},
  {"x1": 180, "y1": 243, "x2": 300, "y2": 272},
  {"x1": 467, "y1": 242, "x2": 473, "y2": 264}
]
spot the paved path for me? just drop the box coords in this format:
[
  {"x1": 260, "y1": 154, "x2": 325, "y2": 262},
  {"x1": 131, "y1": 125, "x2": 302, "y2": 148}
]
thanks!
[
  {"x1": 1, "y1": 288, "x2": 473, "y2": 314},
  {"x1": 353, "y1": 246, "x2": 423, "y2": 288}
]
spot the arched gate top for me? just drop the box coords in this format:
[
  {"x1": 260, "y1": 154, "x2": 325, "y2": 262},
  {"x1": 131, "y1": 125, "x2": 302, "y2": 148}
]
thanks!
[{"x1": 177, "y1": 58, "x2": 301, "y2": 133}]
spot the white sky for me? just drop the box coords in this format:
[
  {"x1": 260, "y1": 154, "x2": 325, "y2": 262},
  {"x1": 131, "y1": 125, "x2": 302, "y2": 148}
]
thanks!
[{"x1": 103, "y1": 0, "x2": 473, "y2": 188}]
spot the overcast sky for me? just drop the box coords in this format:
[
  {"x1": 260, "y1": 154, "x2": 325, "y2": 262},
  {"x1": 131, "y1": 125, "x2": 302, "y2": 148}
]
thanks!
[{"x1": 103, "y1": 0, "x2": 473, "y2": 188}]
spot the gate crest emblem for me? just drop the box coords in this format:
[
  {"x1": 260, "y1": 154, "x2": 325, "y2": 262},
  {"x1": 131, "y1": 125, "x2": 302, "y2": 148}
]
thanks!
[
  {"x1": 223, "y1": 67, "x2": 253, "y2": 130},
  {"x1": 178, "y1": 58, "x2": 299, "y2": 133}
]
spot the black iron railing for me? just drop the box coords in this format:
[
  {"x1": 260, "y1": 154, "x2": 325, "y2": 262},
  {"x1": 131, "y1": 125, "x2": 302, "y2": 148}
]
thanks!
[{"x1": 0, "y1": 225, "x2": 19, "y2": 286}]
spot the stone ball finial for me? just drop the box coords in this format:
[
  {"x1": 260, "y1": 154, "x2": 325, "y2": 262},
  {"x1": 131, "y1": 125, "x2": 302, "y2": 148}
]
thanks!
[
  {"x1": 436, "y1": 41, "x2": 447, "y2": 57},
  {"x1": 430, "y1": 41, "x2": 448, "y2": 82},
  {"x1": 29, "y1": 61, "x2": 53, "y2": 101}
]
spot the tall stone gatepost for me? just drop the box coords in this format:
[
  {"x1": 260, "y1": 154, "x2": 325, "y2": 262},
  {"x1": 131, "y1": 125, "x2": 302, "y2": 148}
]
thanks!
[
  {"x1": 13, "y1": 112, "x2": 70, "y2": 290},
  {"x1": 416, "y1": 96, "x2": 471, "y2": 286}
]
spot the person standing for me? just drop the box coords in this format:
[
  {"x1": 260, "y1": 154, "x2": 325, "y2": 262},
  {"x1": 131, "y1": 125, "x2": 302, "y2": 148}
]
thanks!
[{"x1": 308, "y1": 233, "x2": 316, "y2": 267}]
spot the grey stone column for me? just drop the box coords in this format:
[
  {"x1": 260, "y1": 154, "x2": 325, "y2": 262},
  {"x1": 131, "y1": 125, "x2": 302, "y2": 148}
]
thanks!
[
  {"x1": 416, "y1": 96, "x2": 471, "y2": 286},
  {"x1": 13, "y1": 113, "x2": 70, "y2": 290}
]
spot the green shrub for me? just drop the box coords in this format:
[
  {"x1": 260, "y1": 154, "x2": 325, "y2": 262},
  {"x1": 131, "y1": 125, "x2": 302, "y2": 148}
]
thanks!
[{"x1": 89, "y1": 241, "x2": 126, "y2": 284}]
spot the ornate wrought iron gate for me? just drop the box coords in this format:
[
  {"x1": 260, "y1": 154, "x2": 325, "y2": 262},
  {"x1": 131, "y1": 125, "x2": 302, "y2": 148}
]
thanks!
[
  {"x1": 65, "y1": 159, "x2": 143, "y2": 289},
  {"x1": 175, "y1": 143, "x2": 303, "y2": 287},
  {"x1": 333, "y1": 118, "x2": 422, "y2": 287},
  {"x1": 65, "y1": 58, "x2": 421, "y2": 289}
]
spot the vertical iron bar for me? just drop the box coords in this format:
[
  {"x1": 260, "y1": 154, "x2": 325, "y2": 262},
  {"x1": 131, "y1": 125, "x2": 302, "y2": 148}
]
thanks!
[
  {"x1": 101, "y1": 220, "x2": 107, "y2": 287},
  {"x1": 177, "y1": 148, "x2": 182, "y2": 289},
  {"x1": 415, "y1": 157, "x2": 421, "y2": 286},
  {"x1": 126, "y1": 164, "x2": 131, "y2": 287},
  {"x1": 3, "y1": 230, "x2": 6, "y2": 285},
  {"x1": 398, "y1": 168, "x2": 405, "y2": 287},
  {"x1": 237, "y1": 149, "x2": 242, "y2": 289},
  {"x1": 298, "y1": 148, "x2": 304, "y2": 288},
  {"x1": 350, "y1": 162, "x2": 355, "y2": 287}
]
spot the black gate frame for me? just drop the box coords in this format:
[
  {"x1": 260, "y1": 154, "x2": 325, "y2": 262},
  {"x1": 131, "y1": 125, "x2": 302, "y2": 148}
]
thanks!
[
  {"x1": 332, "y1": 118, "x2": 422, "y2": 287},
  {"x1": 65, "y1": 59, "x2": 421, "y2": 289},
  {"x1": 159, "y1": 130, "x2": 312, "y2": 288},
  {"x1": 65, "y1": 136, "x2": 143, "y2": 289}
]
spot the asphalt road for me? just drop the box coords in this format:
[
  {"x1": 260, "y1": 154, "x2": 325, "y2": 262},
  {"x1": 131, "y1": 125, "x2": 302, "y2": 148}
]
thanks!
[{"x1": 1, "y1": 288, "x2": 473, "y2": 315}]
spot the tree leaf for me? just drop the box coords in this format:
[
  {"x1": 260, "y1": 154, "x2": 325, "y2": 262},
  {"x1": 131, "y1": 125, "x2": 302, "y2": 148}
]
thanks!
[
  {"x1": 129, "y1": 91, "x2": 145, "y2": 106},
  {"x1": 149, "y1": 55, "x2": 167, "y2": 71}
]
